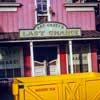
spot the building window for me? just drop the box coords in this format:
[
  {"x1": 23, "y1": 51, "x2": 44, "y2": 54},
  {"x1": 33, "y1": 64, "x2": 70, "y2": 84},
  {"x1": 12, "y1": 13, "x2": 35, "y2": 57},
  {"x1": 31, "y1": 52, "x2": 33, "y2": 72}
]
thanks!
[
  {"x1": 37, "y1": 16, "x2": 48, "y2": 23},
  {"x1": 68, "y1": 43, "x2": 91, "y2": 73},
  {"x1": 36, "y1": 0, "x2": 49, "y2": 23},
  {"x1": 37, "y1": 0, "x2": 47, "y2": 14},
  {"x1": 0, "y1": 0, "x2": 16, "y2": 2},
  {"x1": 0, "y1": 47, "x2": 23, "y2": 78}
]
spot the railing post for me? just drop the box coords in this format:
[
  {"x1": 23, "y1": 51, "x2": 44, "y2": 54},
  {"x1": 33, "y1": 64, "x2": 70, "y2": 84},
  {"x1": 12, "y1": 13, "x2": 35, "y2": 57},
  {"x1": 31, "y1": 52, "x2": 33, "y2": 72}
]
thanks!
[
  {"x1": 44, "y1": 60, "x2": 47, "y2": 75},
  {"x1": 68, "y1": 40, "x2": 74, "y2": 74},
  {"x1": 30, "y1": 41, "x2": 34, "y2": 76}
]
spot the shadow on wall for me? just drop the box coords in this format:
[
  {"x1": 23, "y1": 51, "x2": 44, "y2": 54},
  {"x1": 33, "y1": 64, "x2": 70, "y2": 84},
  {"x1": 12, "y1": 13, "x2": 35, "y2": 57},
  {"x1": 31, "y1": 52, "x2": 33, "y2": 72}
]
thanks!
[{"x1": 0, "y1": 27, "x2": 4, "y2": 33}]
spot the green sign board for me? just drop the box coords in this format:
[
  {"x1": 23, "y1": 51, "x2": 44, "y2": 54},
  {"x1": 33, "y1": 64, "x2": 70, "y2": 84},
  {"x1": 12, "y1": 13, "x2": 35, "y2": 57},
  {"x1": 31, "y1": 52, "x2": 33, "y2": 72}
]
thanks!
[{"x1": 20, "y1": 22, "x2": 81, "y2": 38}]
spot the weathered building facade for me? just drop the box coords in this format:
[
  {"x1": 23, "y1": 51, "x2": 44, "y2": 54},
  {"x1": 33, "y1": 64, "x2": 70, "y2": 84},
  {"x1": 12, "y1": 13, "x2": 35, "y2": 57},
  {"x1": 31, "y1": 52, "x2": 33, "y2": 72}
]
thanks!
[{"x1": 0, "y1": 0, "x2": 100, "y2": 78}]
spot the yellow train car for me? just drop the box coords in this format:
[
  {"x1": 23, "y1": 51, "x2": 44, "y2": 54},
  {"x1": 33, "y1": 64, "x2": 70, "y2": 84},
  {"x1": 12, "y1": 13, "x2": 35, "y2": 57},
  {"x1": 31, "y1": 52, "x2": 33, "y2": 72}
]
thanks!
[{"x1": 12, "y1": 72, "x2": 100, "y2": 100}]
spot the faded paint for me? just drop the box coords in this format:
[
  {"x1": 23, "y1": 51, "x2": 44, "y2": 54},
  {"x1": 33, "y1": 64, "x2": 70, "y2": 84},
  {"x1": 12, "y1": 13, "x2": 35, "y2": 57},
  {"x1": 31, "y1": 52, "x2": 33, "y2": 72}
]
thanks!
[
  {"x1": 50, "y1": 0, "x2": 95, "y2": 30},
  {"x1": 23, "y1": 46, "x2": 31, "y2": 77},
  {"x1": 0, "y1": 0, "x2": 97, "y2": 75},
  {"x1": 60, "y1": 44, "x2": 67, "y2": 74},
  {"x1": 0, "y1": 0, "x2": 96, "y2": 32},
  {"x1": 0, "y1": 0, "x2": 35, "y2": 32},
  {"x1": 91, "y1": 41, "x2": 98, "y2": 72}
]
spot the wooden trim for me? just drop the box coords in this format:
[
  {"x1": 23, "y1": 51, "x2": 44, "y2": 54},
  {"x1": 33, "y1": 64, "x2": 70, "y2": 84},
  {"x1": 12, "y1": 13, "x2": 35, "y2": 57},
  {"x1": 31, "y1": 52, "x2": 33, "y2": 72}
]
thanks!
[
  {"x1": 35, "y1": 0, "x2": 50, "y2": 24},
  {"x1": 66, "y1": 44, "x2": 69, "y2": 73},
  {"x1": 66, "y1": 7, "x2": 94, "y2": 11},
  {"x1": 34, "y1": 0, "x2": 37, "y2": 24},
  {"x1": 69, "y1": 40, "x2": 73, "y2": 73},
  {"x1": 0, "y1": 3, "x2": 22, "y2": 7},
  {"x1": 64, "y1": 3, "x2": 98, "y2": 7},
  {"x1": 47, "y1": 0, "x2": 51, "y2": 21},
  {"x1": 30, "y1": 41, "x2": 34, "y2": 76},
  {"x1": 0, "y1": 3, "x2": 22, "y2": 12},
  {"x1": 0, "y1": 7, "x2": 17, "y2": 11},
  {"x1": 88, "y1": 43, "x2": 92, "y2": 72}
]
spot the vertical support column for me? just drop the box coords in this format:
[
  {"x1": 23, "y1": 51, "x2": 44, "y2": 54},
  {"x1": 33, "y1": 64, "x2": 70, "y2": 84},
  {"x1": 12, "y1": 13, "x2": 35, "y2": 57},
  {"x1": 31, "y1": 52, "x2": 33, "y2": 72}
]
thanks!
[
  {"x1": 30, "y1": 41, "x2": 34, "y2": 76},
  {"x1": 91, "y1": 41, "x2": 98, "y2": 72},
  {"x1": 88, "y1": 43, "x2": 92, "y2": 72},
  {"x1": 69, "y1": 40, "x2": 74, "y2": 74},
  {"x1": 47, "y1": 0, "x2": 50, "y2": 21},
  {"x1": 24, "y1": 44, "x2": 31, "y2": 77},
  {"x1": 34, "y1": 0, "x2": 37, "y2": 24},
  {"x1": 60, "y1": 44, "x2": 67, "y2": 74}
]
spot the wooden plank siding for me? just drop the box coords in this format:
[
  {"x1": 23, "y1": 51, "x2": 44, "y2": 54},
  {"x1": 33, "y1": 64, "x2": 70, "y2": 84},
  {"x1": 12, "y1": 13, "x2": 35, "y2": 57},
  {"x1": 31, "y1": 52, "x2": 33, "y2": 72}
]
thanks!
[
  {"x1": 0, "y1": 0, "x2": 35, "y2": 32},
  {"x1": 0, "y1": 0, "x2": 96, "y2": 32},
  {"x1": 67, "y1": 11, "x2": 96, "y2": 30},
  {"x1": 50, "y1": 0, "x2": 96, "y2": 30},
  {"x1": 0, "y1": 0, "x2": 97, "y2": 75}
]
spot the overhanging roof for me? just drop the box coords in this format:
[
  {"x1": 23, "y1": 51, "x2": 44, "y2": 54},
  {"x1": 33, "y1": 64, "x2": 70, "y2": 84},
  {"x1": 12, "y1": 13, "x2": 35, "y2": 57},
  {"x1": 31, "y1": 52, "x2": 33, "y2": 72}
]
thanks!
[{"x1": 0, "y1": 31, "x2": 100, "y2": 42}]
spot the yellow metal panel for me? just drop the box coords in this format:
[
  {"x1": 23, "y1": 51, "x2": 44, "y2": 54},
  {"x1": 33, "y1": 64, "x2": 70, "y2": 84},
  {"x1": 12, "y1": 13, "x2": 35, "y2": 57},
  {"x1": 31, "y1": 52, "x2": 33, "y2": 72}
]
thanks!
[
  {"x1": 85, "y1": 77, "x2": 100, "y2": 100},
  {"x1": 14, "y1": 72, "x2": 100, "y2": 83},
  {"x1": 63, "y1": 79, "x2": 82, "y2": 100},
  {"x1": 24, "y1": 82, "x2": 61, "y2": 100},
  {"x1": 12, "y1": 83, "x2": 18, "y2": 96},
  {"x1": 12, "y1": 72, "x2": 100, "y2": 100},
  {"x1": 19, "y1": 88, "x2": 25, "y2": 100}
]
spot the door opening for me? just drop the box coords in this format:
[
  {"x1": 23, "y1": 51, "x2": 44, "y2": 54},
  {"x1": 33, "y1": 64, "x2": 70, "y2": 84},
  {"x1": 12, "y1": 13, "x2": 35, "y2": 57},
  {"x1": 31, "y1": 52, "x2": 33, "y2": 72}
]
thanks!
[{"x1": 34, "y1": 46, "x2": 59, "y2": 76}]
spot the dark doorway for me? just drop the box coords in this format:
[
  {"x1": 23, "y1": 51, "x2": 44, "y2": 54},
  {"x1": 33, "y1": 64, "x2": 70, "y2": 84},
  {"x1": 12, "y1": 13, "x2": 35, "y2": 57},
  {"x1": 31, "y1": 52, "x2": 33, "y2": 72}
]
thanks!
[
  {"x1": 34, "y1": 46, "x2": 57, "y2": 62},
  {"x1": 34, "y1": 46, "x2": 58, "y2": 75}
]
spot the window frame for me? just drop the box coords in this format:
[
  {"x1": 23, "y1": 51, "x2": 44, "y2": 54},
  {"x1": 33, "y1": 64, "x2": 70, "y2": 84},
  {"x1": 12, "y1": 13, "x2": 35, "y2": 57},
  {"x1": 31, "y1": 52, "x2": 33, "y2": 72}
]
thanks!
[
  {"x1": 66, "y1": 43, "x2": 92, "y2": 73},
  {"x1": 35, "y1": 0, "x2": 50, "y2": 24},
  {"x1": 0, "y1": 47, "x2": 24, "y2": 78},
  {"x1": 36, "y1": 0, "x2": 47, "y2": 14}
]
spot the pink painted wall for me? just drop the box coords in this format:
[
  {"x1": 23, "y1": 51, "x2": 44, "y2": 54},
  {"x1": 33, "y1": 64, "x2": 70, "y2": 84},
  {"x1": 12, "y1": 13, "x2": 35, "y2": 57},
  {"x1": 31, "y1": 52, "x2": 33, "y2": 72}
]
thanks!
[
  {"x1": 0, "y1": 0, "x2": 96, "y2": 32},
  {"x1": 50, "y1": 0, "x2": 96, "y2": 30},
  {"x1": 0, "y1": 0, "x2": 35, "y2": 32}
]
